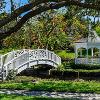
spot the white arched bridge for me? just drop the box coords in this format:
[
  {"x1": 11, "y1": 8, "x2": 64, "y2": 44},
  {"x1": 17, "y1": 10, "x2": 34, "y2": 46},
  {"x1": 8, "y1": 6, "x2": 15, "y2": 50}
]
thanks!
[{"x1": 0, "y1": 49, "x2": 61, "y2": 80}]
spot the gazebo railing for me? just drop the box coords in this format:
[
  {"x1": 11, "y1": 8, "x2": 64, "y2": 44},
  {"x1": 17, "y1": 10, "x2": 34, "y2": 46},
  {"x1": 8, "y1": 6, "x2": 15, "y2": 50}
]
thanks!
[
  {"x1": 75, "y1": 58, "x2": 88, "y2": 64},
  {"x1": 75, "y1": 58, "x2": 100, "y2": 64}
]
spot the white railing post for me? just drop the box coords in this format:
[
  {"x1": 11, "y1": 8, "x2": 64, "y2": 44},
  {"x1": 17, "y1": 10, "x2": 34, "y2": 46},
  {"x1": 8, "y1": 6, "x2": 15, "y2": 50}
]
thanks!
[
  {"x1": 5, "y1": 65, "x2": 8, "y2": 78},
  {"x1": 1, "y1": 55, "x2": 4, "y2": 81},
  {"x1": 37, "y1": 49, "x2": 39, "y2": 65},
  {"x1": 46, "y1": 49, "x2": 48, "y2": 60},
  {"x1": 13, "y1": 49, "x2": 15, "y2": 70},
  {"x1": 28, "y1": 49, "x2": 30, "y2": 68}
]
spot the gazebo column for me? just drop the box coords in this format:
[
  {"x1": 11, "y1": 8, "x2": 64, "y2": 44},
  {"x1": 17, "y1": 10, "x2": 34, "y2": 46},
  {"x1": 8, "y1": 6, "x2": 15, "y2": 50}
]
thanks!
[
  {"x1": 80, "y1": 48, "x2": 82, "y2": 57},
  {"x1": 75, "y1": 48, "x2": 78, "y2": 64},
  {"x1": 91, "y1": 48, "x2": 94, "y2": 57},
  {"x1": 86, "y1": 48, "x2": 88, "y2": 64},
  {"x1": 75, "y1": 46, "x2": 78, "y2": 58},
  {"x1": 91, "y1": 48, "x2": 94, "y2": 64},
  {"x1": 75, "y1": 49, "x2": 78, "y2": 58}
]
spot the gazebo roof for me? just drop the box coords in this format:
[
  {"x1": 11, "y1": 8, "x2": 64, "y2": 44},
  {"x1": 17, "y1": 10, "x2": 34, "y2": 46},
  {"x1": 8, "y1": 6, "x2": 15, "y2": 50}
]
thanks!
[{"x1": 75, "y1": 30, "x2": 100, "y2": 43}]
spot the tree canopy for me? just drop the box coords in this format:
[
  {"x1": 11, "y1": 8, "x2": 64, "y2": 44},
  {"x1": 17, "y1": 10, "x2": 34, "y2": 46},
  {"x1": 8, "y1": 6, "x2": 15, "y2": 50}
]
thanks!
[{"x1": 0, "y1": 0, "x2": 100, "y2": 40}]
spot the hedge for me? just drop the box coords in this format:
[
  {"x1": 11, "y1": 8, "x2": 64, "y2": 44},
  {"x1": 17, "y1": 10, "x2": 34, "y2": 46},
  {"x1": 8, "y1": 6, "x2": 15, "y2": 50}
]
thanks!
[
  {"x1": 70, "y1": 63, "x2": 100, "y2": 70},
  {"x1": 49, "y1": 69, "x2": 100, "y2": 79}
]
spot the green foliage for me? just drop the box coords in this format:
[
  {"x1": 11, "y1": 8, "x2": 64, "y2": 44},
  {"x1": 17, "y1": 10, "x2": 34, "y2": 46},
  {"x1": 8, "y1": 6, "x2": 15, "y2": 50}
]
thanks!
[
  {"x1": 70, "y1": 63, "x2": 100, "y2": 70},
  {"x1": 64, "y1": 6, "x2": 88, "y2": 39},
  {"x1": 95, "y1": 25, "x2": 100, "y2": 36},
  {"x1": 56, "y1": 50, "x2": 75, "y2": 60},
  {"x1": 2, "y1": 11, "x2": 68, "y2": 50},
  {"x1": 6, "y1": 70, "x2": 17, "y2": 81},
  {"x1": 2, "y1": 31, "x2": 30, "y2": 49},
  {"x1": 53, "y1": 68, "x2": 100, "y2": 73},
  {"x1": 0, "y1": 48, "x2": 14, "y2": 54},
  {"x1": 49, "y1": 69, "x2": 100, "y2": 80},
  {"x1": 57, "y1": 64, "x2": 65, "y2": 71},
  {"x1": 1, "y1": 8, "x2": 88, "y2": 51}
]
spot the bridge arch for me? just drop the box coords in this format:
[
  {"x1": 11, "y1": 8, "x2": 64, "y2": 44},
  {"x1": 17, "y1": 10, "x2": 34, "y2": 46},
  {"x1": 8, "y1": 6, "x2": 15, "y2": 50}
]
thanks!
[{"x1": 0, "y1": 49, "x2": 61, "y2": 80}]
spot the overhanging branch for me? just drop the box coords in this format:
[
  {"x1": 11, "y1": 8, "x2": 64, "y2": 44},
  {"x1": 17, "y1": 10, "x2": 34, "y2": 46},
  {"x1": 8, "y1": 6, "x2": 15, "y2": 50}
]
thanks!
[
  {"x1": 0, "y1": 0, "x2": 100, "y2": 39},
  {"x1": 0, "y1": 0, "x2": 100, "y2": 28}
]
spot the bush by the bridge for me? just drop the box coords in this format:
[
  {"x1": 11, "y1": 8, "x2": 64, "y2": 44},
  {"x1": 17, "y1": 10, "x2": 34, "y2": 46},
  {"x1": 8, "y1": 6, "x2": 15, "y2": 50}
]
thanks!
[{"x1": 55, "y1": 50, "x2": 75, "y2": 60}]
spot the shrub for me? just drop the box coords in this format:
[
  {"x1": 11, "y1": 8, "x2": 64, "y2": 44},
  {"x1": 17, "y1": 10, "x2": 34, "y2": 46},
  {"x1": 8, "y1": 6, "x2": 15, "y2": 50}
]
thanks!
[
  {"x1": 55, "y1": 50, "x2": 75, "y2": 60},
  {"x1": 6, "y1": 69, "x2": 17, "y2": 80},
  {"x1": 50, "y1": 69, "x2": 100, "y2": 79},
  {"x1": 70, "y1": 63, "x2": 100, "y2": 70},
  {"x1": 57, "y1": 64, "x2": 65, "y2": 71}
]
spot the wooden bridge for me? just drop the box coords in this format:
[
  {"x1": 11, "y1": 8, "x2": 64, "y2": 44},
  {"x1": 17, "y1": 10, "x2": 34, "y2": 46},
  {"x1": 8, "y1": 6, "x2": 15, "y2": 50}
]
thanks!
[{"x1": 0, "y1": 49, "x2": 61, "y2": 80}]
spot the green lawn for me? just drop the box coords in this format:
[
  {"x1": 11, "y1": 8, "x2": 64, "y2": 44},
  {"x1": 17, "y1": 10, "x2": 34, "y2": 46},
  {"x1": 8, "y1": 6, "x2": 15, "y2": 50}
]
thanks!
[{"x1": 1, "y1": 77, "x2": 100, "y2": 94}]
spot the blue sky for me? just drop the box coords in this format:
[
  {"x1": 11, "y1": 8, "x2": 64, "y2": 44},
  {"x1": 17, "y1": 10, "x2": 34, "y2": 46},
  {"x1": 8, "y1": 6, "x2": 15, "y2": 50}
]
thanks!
[{"x1": 4, "y1": 0, "x2": 28, "y2": 12}]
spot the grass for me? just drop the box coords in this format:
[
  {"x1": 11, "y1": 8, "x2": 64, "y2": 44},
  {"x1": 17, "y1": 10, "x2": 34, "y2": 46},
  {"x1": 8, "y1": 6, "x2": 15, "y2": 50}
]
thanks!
[
  {"x1": 0, "y1": 94, "x2": 78, "y2": 100},
  {"x1": 1, "y1": 76, "x2": 100, "y2": 94}
]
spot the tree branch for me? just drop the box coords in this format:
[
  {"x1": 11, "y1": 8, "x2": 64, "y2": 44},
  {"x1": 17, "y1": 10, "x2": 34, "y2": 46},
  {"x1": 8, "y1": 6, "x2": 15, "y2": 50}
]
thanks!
[
  {"x1": 0, "y1": 0, "x2": 48, "y2": 28},
  {"x1": 0, "y1": 0, "x2": 100, "y2": 39},
  {"x1": 0, "y1": 0, "x2": 100, "y2": 28}
]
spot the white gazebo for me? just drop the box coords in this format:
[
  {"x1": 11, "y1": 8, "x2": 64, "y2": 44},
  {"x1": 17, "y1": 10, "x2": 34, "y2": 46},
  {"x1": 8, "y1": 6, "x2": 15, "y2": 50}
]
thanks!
[{"x1": 75, "y1": 29, "x2": 100, "y2": 65}]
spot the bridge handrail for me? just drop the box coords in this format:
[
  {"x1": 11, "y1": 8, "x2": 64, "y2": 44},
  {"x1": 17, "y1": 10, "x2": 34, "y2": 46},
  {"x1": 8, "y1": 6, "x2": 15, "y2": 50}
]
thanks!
[
  {"x1": 1, "y1": 49, "x2": 61, "y2": 66},
  {"x1": 0, "y1": 49, "x2": 61, "y2": 80},
  {"x1": 3, "y1": 52, "x2": 28, "y2": 67}
]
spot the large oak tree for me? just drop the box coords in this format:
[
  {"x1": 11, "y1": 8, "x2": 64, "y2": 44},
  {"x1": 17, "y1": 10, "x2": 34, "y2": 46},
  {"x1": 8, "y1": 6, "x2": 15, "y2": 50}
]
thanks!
[{"x1": 0, "y1": 0, "x2": 100, "y2": 40}]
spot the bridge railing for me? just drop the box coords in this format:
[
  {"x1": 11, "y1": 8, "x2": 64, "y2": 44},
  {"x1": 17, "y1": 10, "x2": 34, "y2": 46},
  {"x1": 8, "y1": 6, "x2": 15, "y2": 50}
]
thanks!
[
  {"x1": 1, "y1": 49, "x2": 61, "y2": 67},
  {"x1": 29, "y1": 49, "x2": 61, "y2": 65},
  {"x1": 1, "y1": 51, "x2": 29, "y2": 79},
  {"x1": 0, "y1": 49, "x2": 61, "y2": 80}
]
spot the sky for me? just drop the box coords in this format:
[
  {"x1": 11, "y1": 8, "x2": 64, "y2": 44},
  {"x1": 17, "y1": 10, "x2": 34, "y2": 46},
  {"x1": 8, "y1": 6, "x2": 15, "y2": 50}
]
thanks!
[{"x1": 4, "y1": 0, "x2": 28, "y2": 12}]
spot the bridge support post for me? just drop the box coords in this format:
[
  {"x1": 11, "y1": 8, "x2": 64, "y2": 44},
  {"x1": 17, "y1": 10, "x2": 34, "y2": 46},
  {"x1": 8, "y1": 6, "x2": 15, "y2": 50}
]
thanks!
[{"x1": 48, "y1": 69, "x2": 51, "y2": 76}]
